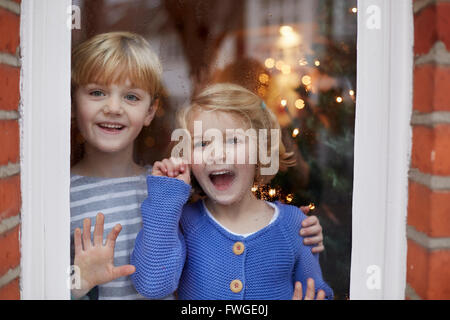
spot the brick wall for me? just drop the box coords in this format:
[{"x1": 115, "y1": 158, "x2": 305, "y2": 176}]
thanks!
[
  {"x1": 406, "y1": 0, "x2": 450, "y2": 300},
  {"x1": 0, "y1": 0, "x2": 21, "y2": 300}
]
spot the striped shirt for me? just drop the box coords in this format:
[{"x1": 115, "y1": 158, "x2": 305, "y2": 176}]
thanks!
[{"x1": 70, "y1": 170, "x2": 175, "y2": 300}]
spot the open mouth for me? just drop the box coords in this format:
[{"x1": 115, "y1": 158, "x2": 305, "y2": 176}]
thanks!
[
  {"x1": 97, "y1": 122, "x2": 125, "y2": 134},
  {"x1": 209, "y1": 170, "x2": 235, "y2": 191}
]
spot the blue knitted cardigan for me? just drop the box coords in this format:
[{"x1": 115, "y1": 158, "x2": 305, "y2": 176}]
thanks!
[{"x1": 131, "y1": 175, "x2": 333, "y2": 300}]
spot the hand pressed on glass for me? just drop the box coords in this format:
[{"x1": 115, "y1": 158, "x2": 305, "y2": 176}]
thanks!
[
  {"x1": 292, "y1": 278, "x2": 326, "y2": 300},
  {"x1": 71, "y1": 213, "x2": 136, "y2": 299}
]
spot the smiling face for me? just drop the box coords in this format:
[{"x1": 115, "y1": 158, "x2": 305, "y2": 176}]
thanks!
[
  {"x1": 74, "y1": 79, "x2": 156, "y2": 154},
  {"x1": 189, "y1": 109, "x2": 257, "y2": 206}
]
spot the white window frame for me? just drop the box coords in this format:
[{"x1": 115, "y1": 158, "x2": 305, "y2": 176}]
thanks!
[
  {"x1": 350, "y1": 0, "x2": 413, "y2": 299},
  {"x1": 18, "y1": 0, "x2": 413, "y2": 299},
  {"x1": 20, "y1": 0, "x2": 72, "y2": 299}
]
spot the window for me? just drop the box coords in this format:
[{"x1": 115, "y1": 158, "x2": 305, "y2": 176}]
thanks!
[{"x1": 20, "y1": 0, "x2": 413, "y2": 299}]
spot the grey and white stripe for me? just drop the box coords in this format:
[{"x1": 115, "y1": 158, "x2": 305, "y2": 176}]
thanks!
[{"x1": 70, "y1": 170, "x2": 175, "y2": 300}]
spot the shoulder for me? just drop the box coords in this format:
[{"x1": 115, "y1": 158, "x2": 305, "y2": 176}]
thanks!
[
  {"x1": 275, "y1": 201, "x2": 308, "y2": 225},
  {"x1": 180, "y1": 200, "x2": 207, "y2": 234},
  {"x1": 274, "y1": 201, "x2": 308, "y2": 246}
]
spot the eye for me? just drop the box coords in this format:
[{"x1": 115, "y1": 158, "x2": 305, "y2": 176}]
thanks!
[
  {"x1": 125, "y1": 94, "x2": 140, "y2": 102},
  {"x1": 89, "y1": 90, "x2": 105, "y2": 97},
  {"x1": 194, "y1": 140, "x2": 209, "y2": 148},
  {"x1": 227, "y1": 136, "x2": 241, "y2": 144}
]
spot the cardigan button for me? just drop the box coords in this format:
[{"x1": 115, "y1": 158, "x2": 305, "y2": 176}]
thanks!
[
  {"x1": 233, "y1": 241, "x2": 245, "y2": 255},
  {"x1": 230, "y1": 279, "x2": 243, "y2": 293}
]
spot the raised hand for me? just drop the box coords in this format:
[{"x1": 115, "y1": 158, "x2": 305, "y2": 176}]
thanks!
[
  {"x1": 71, "y1": 213, "x2": 136, "y2": 299},
  {"x1": 292, "y1": 278, "x2": 326, "y2": 300},
  {"x1": 152, "y1": 157, "x2": 191, "y2": 185}
]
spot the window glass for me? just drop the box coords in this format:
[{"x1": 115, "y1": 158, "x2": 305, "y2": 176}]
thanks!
[{"x1": 72, "y1": 0, "x2": 356, "y2": 300}]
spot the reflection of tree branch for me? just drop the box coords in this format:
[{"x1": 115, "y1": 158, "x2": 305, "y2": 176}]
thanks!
[{"x1": 163, "y1": 0, "x2": 244, "y2": 86}]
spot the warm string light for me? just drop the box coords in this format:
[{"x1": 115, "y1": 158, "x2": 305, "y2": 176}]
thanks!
[
  {"x1": 301, "y1": 75, "x2": 312, "y2": 86},
  {"x1": 295, "y1": 99, "x2": 305, "y2": 110},
  {"x1": 298, "y1": 58, "x2": 308, "y2": 66},
  {"x1": 285, "y1": 194, "x2": 294, "y2": 203},
  {"x1": 292, "y1": 128, "x2": 300, "y2": 138},
  {"x1": 264, "y1": 58, "x2": 275, "y2": 69}
]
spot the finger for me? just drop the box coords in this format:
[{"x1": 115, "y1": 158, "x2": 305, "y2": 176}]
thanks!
[
  {"x1": 171, "y1": 157, "x2": 184, "y2": 172},
  {"x1": 303, "y1": 235, "x2": 324, "y2": 246},
  {"x1": 300, "y1": 206, "x2": 310, "y2": 215},
  {"x1": 163, "y1": 159, "x2": 176, "y2": 177},
  {"x1": 111, "y1": 264, "x2": 136, "y2": 280},
  {"x1": 300, "y1": 224, "x2": 322, "y2": 238},
  {"x1": 301, "y1": 215, "x2": 318, "y2": 228},
  {"x1": 105, "y1": 224, "x2": 122, "y2": 249},
  {"x1": 74, "y1": 228, "x2": 83, "y2": 254},
  {"x1": 171, "y1": 157, "x2": 185, "y2": 176},
  {"x1": 82, "y1": 218, "x2": 92, "y2": 250},
  {"x1": 311, "y1": 244, "x2": 325, "y2": 254},
  {"x1": 304, "y1": 278, "x2": 315, "y2": 300},
  {"x1": 292, "y1": 281, "x2": 302, "y2": 300},
  {"x1": 93, "y1": 213, "x2": 105, "y2": 246},
  {"x1": 152, "y1": 161, "x2": 167, "y2": 175},
  {"x1": 316, "y1": 289, "x2": 326, "y2": 300}
]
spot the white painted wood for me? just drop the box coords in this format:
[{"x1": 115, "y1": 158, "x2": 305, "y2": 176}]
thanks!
[
  {"x1": 350, "y1": 0, "x2": 413, "y2": 299},
  {"x1": 20, "y1": 0, "x2": 72, "y2": 299}
]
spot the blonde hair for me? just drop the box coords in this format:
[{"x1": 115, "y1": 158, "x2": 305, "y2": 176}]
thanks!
[
  {"x1": 177, "y1": 83, "x2": 296, "y2": 185},
  {"x1": 71, "y1": 31, "x2": 162, "y2": 99}
]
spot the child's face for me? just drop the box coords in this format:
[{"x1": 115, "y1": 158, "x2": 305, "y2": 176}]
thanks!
[
  {"x1": 189, "y1": 110, "x2": 256, "y2": 206},
  {"x1": 74, "y1": 79, "x2": 156, "y2": 154}
]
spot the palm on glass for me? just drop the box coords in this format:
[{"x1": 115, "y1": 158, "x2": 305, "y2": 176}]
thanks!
[{"x1": 72, "y1": 213, "x2": 136, "y2": 299}]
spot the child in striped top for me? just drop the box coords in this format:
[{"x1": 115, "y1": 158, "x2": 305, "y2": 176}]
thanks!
[{"x1": 69, "y1": 31, "x2": 165, "y2": 300}]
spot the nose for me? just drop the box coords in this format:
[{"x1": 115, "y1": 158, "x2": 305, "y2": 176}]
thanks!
[
  {"x1": 103, "y1": 94, "x2": 123, "y2": 115},
  {"x1": 204, "y1": 139, "x2": 227, "y2": 165}
]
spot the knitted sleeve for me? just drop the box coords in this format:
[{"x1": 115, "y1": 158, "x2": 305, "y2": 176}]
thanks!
[
  {"x1": 292, "y1": 208, "x2": 334, "y2": 300},
  {"x1": 130, "y1": 175, "x2": 191, "y2": 298}
]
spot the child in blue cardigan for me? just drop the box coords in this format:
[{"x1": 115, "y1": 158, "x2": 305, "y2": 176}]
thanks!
[{"x1": 131, "y1": 83, "x2": 333, "y2": 300}]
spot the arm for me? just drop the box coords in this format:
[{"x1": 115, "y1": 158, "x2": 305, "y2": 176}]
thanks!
[
  {"x1": 294, "y1": 212, "x2": 333, "y2": 300},
  {"x1": 130, "y1": 159, "x2": 191, "y2": 299}
]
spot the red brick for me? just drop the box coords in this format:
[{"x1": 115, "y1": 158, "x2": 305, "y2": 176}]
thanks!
[
  {"x1": 428, "y1": 249, "x2": 450, "y2": 299},
  {"x1": 0, "y1": 225, "x2": 20, "y2": 276},
  {"x1": 411, "y1": 125, "x2": 450, "y2": 176},
  {"x1": 0, "y1": 64, "x2": 20, "y2": 111},
  {"x1": 0, "y1": 8, "x2": 20, "y2": 55},
  {"x1": 0, "y1": 120, "x2": 19, "y2": 166},
  {"x1": 413, "y1": 65, "x2": 450, "y2": 113},
  {"x1": 414, "y1": 2, "x2": 450, "y2": 55},
  {"x1": 408, "y1": 181, "x2": 450, "y2": 237},
  {"x1": 407, "y1": 240, "x2": 450, "y2": 300},
  {"x1": 0, "y1": 277, "x2": 20, "y2": 300},
  {"x1": 407, "y1": 239, "x2": 429, "y2": 298},
  {"x1": 0, "y1": 175, "x2": 20, "y2": 221}
]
